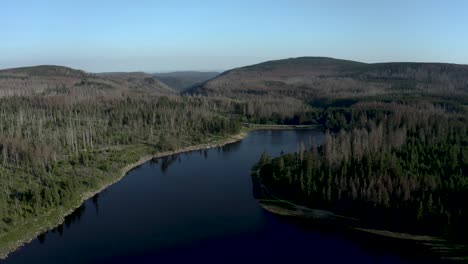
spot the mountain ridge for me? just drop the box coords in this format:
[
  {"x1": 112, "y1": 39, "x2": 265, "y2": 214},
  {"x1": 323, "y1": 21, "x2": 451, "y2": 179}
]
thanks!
[
  {"x1": 187, "y1": 57, "x2": 468, "y2": 101},
  {"x1": 153, "y1": 71, "x2": 219, "y2": 91},
  {"x1": 0, "y1": 65, "x2": 175, "y2": 96}
]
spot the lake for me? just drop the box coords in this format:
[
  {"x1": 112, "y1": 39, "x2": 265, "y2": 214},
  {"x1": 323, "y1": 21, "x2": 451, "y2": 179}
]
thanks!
[{"x1": 3, "y1": 130, "x2": 440, "y2": 263}]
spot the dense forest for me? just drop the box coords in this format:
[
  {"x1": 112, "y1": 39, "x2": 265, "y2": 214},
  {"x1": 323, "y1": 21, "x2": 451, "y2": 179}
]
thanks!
[
  {"x1": 0, "y1": 92, "x2": 241, "y2": 233},
  {"x1": 190, "y1": 57, "x2": 468, "y2": 102},
  {"x1": 1, "y1": 57, "x2": 468, "y2": 256},
  {"x1": 253, "y1": 100, "x2": 468, "y2": 239},
  {"x1": 0, "y1": 67, "x2": 244, "y2": 240}
]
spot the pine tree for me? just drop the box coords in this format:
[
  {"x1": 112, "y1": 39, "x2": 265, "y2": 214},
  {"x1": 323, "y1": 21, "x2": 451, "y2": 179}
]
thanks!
[
  {"x1": 427, "y1": 194, "x2": 433, "y2": 215},
  {"x1": 417, "y1": 201, "x2": 424, "y2": 221},
  {"x1": 259, "y1": 151, "x2": 272, "y2": 165}
]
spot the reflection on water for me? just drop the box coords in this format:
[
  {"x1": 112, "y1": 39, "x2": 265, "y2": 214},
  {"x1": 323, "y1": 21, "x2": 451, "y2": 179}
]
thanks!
[
  {"x1": 37, "y1": 234, "x2": 46, "y2": 244},
  {"x1": 5, "y1": 130, "x2": 441, "y2": 264},
  {"x1": 36, "y1": 193, "x2": 103, "y2": 243},
  {"x1": 221, "y1": 140, "x2": 241, "y2": 155},
  {"x1": 160, "y1": 155, "x2": 178, "y2": 173},
  {"x1": 92, "y1": 193, "x2": 99, "y2": 214},
  {"x1": 64, "y1": 203, "x2": 86, "y2": 228}
]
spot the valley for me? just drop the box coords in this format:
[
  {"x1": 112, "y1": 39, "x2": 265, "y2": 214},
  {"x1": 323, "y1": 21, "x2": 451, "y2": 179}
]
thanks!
[{"x1": 0, "y1": 57, "x2": 467, "y2": 261}]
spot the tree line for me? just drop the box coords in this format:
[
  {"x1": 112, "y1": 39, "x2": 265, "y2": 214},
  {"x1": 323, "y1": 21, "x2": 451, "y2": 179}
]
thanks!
[
  {"x1": 253, "y1": 101, "x2": 468, "y2": 239},
  {"x1": 0, "y1": 90, "x2": 242, "y2": 234}
]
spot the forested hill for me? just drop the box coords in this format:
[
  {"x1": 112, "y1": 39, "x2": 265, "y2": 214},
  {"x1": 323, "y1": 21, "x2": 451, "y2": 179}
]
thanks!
[
  {"x1": 0, "y1": 65, "x2": 87, "y2": 78},
  {"x1": 0, "y1": 65, "x2": 176, "y2": 97},
  {"x1": 0, "y1": 63, "x2": 240, "y2": 256},
  {"x1": 153, "y1": 71, "x2": 219, "y2": 91},
  {"x1": 1, "y1": 58, "x2": 468, "y2": 259},
  {"x1": 96, "y1": 72, "x2": 175, "y2": 94},
  {"x1": 188, "y1": 57, "x2": 468, "y2": 103}
]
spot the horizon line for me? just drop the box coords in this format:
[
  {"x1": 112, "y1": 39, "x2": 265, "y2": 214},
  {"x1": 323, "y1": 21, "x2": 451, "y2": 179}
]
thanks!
[{"x1": 1, "y1": 56, "x2": 468, "y2": 73}]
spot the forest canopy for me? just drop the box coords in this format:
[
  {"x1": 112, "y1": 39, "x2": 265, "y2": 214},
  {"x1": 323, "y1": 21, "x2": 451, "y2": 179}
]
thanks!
[
  {"x1": 1, "y1": 58, "x2": 468, "y2": 253},
  {"x1": 253, "y1": 100, "x2": 468, "y2": 239}
]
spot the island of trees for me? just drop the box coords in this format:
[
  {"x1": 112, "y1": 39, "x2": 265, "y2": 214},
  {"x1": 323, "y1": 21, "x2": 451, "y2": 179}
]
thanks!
[{"x1": 254, "y1": 102, "x2": 468, "y2": 239}]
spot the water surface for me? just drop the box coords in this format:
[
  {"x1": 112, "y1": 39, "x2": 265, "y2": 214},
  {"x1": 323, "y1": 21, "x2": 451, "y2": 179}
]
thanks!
[{"x1": 4, "y1": 130, "x2": 439, "y2": 263}]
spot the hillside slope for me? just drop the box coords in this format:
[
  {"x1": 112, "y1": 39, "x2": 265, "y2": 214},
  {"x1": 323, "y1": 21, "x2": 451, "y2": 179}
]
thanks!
[
  {"x1": 153, "y1": 71, "x2": 219, "y2": 91},
  {"x1": 97, "y1": 72, "x2": 175, "y2": 94},
  {"x1": 189, "y1": 57, "x2": 468, "y2": 103},
  {"x1": 0, "y1": 66, "x2": 175, "y2": 97}
]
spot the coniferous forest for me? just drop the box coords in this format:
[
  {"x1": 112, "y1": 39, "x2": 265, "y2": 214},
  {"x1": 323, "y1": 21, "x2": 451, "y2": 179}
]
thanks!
[
  {"x1": 5, "y1": 1, "x2": 468, "y2": 262},
  {"x1": 0, "y1": 68, "x2": 247, "y2": 243},
  {"x1": 0, "y1": 64, "x2": 320, "y2": 252},
  {"x1": 253, "y1": 100, "x2": 468, "y2": 239},
  {"x1": 1, "y1": 58, "x2": 468, "y2": 257}
]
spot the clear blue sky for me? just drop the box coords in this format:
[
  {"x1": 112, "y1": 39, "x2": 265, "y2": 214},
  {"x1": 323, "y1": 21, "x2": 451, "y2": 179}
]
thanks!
[{"x1": 2, "y1": 0, "x2": 468, "y2": 72}]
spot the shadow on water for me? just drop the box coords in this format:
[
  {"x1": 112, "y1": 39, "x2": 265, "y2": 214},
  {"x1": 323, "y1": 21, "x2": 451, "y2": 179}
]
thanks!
[
  {"x1": 37, "y1": 234, "x2": 46, "y2": 244},
  {"x1": 9, "y1": 130, "x2": 453, "y2": 264},
  {"x1": 276, "y1": 216, "x2": 445, "y2": 263},
  {"x1": 160, "y1": 155, "x2": 178, "y2": 173},
  {"x1": 62, "y1": 203, "x2": 86, "y2": 230},
  {"x1": 36, "y1": 193, "x2": 98, "y2": 243},
  {"x1": 221, "y1": 140, "x2": 241, "y2": 154},
  {"x1": 149, "y1": 158, "x2": 159, "y2": 165},
  {"x1": 92, "y1": 193, "x2": 100, "y2": 214},
  {"x1": 251, "y1": 183, "x2": 468, "y2": 262}
]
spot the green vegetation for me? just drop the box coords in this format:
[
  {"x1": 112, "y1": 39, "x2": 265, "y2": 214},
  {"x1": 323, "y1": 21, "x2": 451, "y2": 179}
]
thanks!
[
  {"x1": 0, "y1": 66, "x2": 249, "y2": 257},
  {"x1": 0, "y1": 94, "x2": 242, "y2": 235},
  {"x1": 253, "y1": 100, "x2": 468, "y2": 240},
  {"x1": 2, "y1": 57, "x2": 468, "y2": 258}
]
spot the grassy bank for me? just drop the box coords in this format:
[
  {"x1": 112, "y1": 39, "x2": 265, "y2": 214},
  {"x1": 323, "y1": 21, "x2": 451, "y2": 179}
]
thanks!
[
  {"x1": 0, "y1": 131, "x2": 247, "y2": 259},
  {"x1": 258, "y1": 199, "x2": 468, "y2": 261},
  {"x1": 0, "y1": 125, "x2": 321, "y2": 259}
]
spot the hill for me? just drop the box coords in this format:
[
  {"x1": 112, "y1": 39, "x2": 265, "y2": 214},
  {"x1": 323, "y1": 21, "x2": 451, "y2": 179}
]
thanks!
[
  {"x1": 153, "y1": 71, "x2": 219, "y2": 91},
  {"x1": 0, "y1": 65, "x2": 87, "y2": 77},
  {"x1": 188, "y1": 57, "x2": 468, "y2": 104},
  {"x1": 97, "y1": 72, "x2": 175, "y2": 94},
  {"x1": 0, "y1": 66, "x2": 175, "y2": 97}
]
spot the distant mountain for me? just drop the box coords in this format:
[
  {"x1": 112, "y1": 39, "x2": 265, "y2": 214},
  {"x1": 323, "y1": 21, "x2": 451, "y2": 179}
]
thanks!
[
  {"x1": 97, "y1": 72, "x2": 175, "y2": 93},
  {"x1": 153, "y1": 71, "x2": 219, "y2": 91},
  {"x1": 0, "y1": 66, "x2": 175, "y2": 97},
  {"x1": 1, "y1": 65, "x2": 87, "y2": 78},
  {"x1": 188, "y1": 57, "x2": 468, "y2": 103}
]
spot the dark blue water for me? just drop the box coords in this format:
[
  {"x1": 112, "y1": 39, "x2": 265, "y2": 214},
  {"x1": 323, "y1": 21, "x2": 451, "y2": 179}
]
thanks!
[{"x1": 3, "y1": 130, "x2": 439, "y2": 263}]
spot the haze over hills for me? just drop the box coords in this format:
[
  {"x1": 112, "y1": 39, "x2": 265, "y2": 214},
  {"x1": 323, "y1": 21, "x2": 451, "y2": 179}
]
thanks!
[
  {"x1": 96, "y1": 72, "x2": 175, "y2": 94},
  {"x1": 0, "y1": 65, "x2": 175, "y2": 97},
  {"x1": 153, "y1": 71, "x2": 219, "y2": 91},
  {"x1": 5, "y1": 58, "x2": 468, "y2": 101},
  {"x1": 0, "y1": 65, "x2": 87, "y2": 78},
  {"x1": 189, "y1": 57, "x2": 468, "y2": 104}
]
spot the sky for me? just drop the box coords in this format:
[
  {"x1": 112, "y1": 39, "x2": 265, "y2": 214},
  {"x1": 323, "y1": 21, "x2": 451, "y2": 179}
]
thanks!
[{"x1": 1, "y1": 0, "x2": 468, "y2": 72}]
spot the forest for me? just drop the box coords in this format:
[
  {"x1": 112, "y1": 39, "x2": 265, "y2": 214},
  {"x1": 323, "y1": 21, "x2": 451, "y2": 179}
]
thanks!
[
  {"x1": 253, "y1": 99, "x2": 468, "y2": 239},
  {"x1": 0, "y1": 93, "x2": 243, "y2": 234},
  {"x1": 0, "y1": 65, "x2": 318, "y2": 251},
  {"x1": 1, "y1": 58, "x2": 468, "y2": 255},
  {"x1": 0, "y1": 68, "x2": 246, "y2": 242}
]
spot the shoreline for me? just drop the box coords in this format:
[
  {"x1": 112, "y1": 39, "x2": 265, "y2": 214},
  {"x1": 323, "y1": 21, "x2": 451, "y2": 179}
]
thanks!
[
  {"x1": 242, "y1": 123, "x2": 321, "y2": 130},
  {"x1": 0, "y1": 131, "x2": 248, "y2": 259},
  {"x1": 258, "y1": 199, "x2": 468, "y2": 261},
  {"x1": 0, "y1": 124, "x2": 320, "y2": 259}
]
